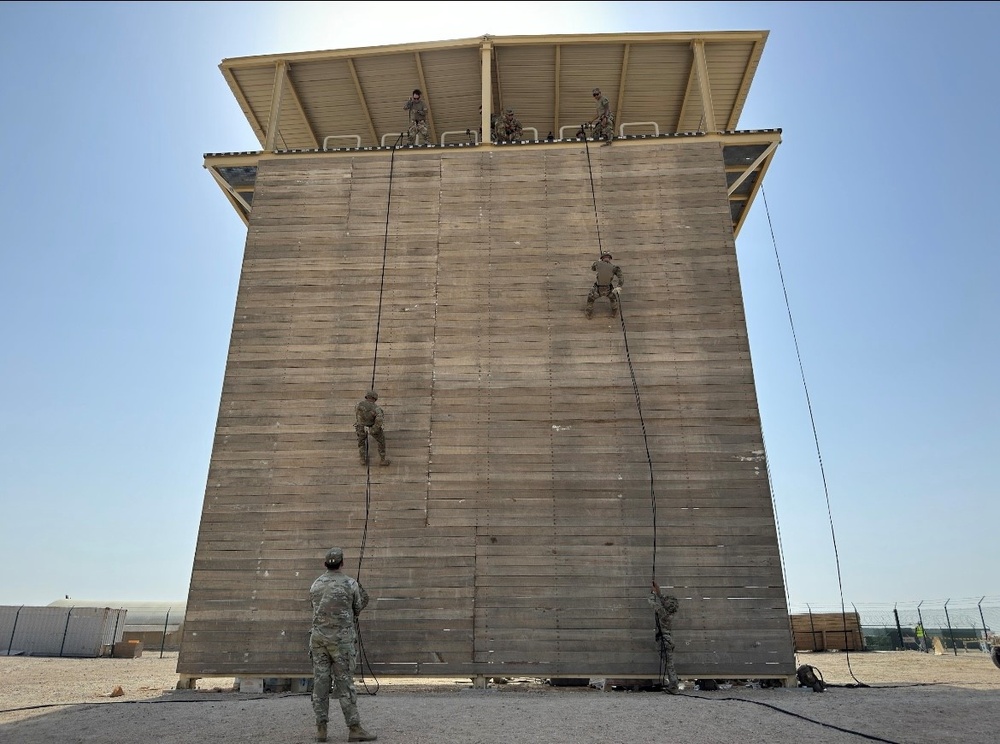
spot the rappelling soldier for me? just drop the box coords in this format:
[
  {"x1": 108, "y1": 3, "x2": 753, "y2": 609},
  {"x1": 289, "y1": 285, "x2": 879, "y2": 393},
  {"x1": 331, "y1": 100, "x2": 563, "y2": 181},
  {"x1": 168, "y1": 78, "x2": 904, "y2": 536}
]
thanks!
[
  {"x1": 648, "y1": 580, "x2": 681, "y2": 694},
  {"x1": 355, "y1": 390, "x2": 390, "y2": 466},
  {"x1": 586, "y1": 251, "x2": 624, "y2": 318}
]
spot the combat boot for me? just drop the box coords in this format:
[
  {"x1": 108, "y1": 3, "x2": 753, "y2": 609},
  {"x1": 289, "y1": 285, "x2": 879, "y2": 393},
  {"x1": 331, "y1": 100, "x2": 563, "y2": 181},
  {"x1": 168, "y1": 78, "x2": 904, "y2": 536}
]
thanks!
[
  {"x1": 379, "y1": 455, "x2": 391, "y2": 466},
  {"x1": 585, "y1": 307, "x2": 593, "y2": 319},
  {"x1": 348, "y1": 723, "x2": 377, "y2": 741},
  {"x1": 316, "y1": 721, "x2": 328, "y2": 742}
]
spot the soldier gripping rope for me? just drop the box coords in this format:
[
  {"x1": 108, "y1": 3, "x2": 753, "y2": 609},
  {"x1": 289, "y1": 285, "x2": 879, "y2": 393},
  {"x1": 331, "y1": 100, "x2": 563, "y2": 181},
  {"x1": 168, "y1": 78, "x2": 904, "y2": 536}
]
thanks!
[
  {"x1": 309, "y1": 548, "x2": 377, "y2": 742},
  {"x1": 586, "y1": 251, "x2": 624, "y2": 318},
  {"x1": 355, "y1": 390, "x2": 390, "y2": 466},
  {"x1": 648, "y1": 581, "x2": 681, "y2": 694}
]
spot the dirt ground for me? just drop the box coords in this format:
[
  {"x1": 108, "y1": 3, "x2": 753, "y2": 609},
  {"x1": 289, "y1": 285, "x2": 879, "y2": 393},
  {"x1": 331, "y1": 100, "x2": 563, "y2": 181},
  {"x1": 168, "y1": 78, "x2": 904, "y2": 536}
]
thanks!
[{"x1": 1, "y1": 650, "x2": 999, "y2": 743}]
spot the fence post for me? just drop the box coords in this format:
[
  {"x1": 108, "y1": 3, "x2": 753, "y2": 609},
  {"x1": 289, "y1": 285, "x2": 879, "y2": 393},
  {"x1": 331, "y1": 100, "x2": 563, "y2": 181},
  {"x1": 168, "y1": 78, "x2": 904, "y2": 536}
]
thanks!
[
  {"x1": 110, "y1": 608, "x2": 124, "y2": 657},
  {"x1": 944, "y1": 599, "x2": 958, "y2": 656},
  {"x1": 807, "y1": 604, "x2": 818, "y2": 651},
  {"x1": 978, "y1": 597, "x2": 989, "y2": 651},
  {"x1": 160, "y1": 609, "x2": 170, "y2": 658},
  {"x1": 6, "y1": 605, "x2": 23, "y2": 654},
  {"x1": 893, "y1": 606, "x2": 905, "y2": 651},
  {"x1": 852, "y1": 603, "x2": 862, "y2": 651},
  {"x1": 58, "y1": 608, "x2": 73, "y2": 658},
  {"x1": 917, "y1": 601, "x2": 927, "y2": 653}
]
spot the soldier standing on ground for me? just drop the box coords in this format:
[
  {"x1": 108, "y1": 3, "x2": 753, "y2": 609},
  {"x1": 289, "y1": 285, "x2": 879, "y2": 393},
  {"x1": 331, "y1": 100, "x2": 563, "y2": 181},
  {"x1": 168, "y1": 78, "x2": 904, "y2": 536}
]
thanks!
[
  {"x1": 590, "y1": 87, "x2": 615, "y2": 145},
  {"x1": 648, "y1": 580, "x2": 680, "y2": 694},
  {"x1": 586, "y1": 251, "x2": 624, "y2": 319},
  {"x1": 404, "y1": 89, "x2": 432, "y2": 146},
  {"x1": 309, "y1": 547, "x2": 377, "y2": 742},
  {"x1": 355, "y1": 390, "x2": 390, "y2": 466}
]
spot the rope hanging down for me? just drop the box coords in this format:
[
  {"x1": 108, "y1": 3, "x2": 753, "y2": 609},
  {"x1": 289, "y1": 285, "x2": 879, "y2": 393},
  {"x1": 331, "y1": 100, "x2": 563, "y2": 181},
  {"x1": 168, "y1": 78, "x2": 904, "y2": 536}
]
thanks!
[
  {"x1": 354, "y1": 131, "x2": 405, "y2": 695},
  {"x1": 760, "y1": 187, "x2": 866, "y2": 688},
  {"x1": 581, "y1": 135, "x2": 660, "y2": 588}
]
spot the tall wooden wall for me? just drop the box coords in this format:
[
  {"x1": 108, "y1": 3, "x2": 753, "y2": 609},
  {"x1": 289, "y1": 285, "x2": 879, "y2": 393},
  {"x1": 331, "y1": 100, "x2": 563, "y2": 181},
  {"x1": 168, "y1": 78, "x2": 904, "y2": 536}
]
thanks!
[{"x1": 178, "y1": 139, "x2": 795, "y2": 681}]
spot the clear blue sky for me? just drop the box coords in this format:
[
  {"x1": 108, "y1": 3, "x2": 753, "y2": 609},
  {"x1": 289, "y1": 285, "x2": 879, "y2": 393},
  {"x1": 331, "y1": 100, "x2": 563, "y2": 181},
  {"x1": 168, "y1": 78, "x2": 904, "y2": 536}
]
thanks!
[{"x1": 1, "y1": 2, "x2": 997, "y2": 610}]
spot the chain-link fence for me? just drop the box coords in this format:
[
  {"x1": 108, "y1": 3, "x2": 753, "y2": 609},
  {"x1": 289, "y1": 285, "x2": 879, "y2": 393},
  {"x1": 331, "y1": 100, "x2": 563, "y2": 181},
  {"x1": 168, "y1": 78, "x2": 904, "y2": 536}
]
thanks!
[{"x1": 788, "y1": 597, "x2": 1000, "y2": 654}]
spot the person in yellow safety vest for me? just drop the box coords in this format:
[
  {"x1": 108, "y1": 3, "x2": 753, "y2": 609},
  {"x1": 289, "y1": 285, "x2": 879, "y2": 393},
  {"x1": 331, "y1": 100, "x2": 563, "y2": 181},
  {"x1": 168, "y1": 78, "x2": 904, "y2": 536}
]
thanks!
[{"x1": 915, "y1": 622, "x2": 927, "y2": 652}]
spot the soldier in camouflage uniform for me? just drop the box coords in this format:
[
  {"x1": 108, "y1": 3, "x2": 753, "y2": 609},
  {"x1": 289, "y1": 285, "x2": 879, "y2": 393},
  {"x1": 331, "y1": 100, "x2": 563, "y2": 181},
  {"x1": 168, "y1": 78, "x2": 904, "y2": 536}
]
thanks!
[
  {"x1": 355, "y1": 390, "x2": 390, "y2": 466},
  {"x1": 586, "y1": 251, "x2": 624, "y2": 319},
  {"x1": 310, "y1": 547, "x2": 377, "y2": 742},
  {"x1": 590, "y1": 87, "x2": 614, "y2": 145},
  {"x1": 404, "y1": 89, "x2": 432, "y2": 146},
  {"x1": 494, "y1": 108, "x2": 523, "y2": 143},
  {"x1": 648, "y1": 580, "x2": 681, "y2": 694}
]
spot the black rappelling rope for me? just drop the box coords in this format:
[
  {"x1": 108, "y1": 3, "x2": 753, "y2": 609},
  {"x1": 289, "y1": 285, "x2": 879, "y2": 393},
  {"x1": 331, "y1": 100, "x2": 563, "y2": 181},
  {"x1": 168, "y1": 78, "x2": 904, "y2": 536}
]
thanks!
[
  {"x1": 760, "y1": 187, "x2": 866, "y2": 688},
  {"x1": 581, "y1": 134, "x2": 659, "y2": 585},
  {"x1": 355, "y1": 131, "x2": 404, "y2": 696}
]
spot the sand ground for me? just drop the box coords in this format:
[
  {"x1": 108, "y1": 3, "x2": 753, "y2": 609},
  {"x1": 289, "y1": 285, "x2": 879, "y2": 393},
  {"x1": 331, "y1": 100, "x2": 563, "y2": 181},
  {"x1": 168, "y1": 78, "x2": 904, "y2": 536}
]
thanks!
[{"x1": 2, "y1": 649, "x2": 999, "y2": 743}]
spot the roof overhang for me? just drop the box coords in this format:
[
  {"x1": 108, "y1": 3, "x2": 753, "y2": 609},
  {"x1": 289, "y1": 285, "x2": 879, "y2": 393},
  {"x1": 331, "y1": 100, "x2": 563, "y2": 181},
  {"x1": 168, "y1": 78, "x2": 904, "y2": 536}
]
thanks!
[{"x1": 206, "y1": 31, "x2": 779, "y2": 236}]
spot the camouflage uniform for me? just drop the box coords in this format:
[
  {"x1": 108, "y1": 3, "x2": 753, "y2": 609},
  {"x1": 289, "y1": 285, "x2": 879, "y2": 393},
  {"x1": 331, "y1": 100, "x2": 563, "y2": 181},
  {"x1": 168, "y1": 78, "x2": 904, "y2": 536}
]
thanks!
[
  {"x1": 586, "y1": 254, "x2": 624, "y2": 318},
  {"x1": 592, "y1": 90, "x2": 615, "y2": 143},
  {"x1": 355, "y1": 392, "x2": 389, "y2": 465},
  {"x1": 494, "y1": 109, "x2": 523, "y2": 143},
  {"x1": 309, "y1": 559, "x2": 370, "y2": 731},
  {"x1": 648, "y1": 586, "x2": 680, "y2": 693},
  {"x1": 404, "y1": 94, "x2": 431, "y2": 146}
]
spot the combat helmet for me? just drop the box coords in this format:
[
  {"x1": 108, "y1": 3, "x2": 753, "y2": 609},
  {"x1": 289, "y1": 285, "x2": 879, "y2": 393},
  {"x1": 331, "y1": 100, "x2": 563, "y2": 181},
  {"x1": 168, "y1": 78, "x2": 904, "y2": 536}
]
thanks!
[{"x1": 365, "y1": 390, "x2": 378, "y2": 401}]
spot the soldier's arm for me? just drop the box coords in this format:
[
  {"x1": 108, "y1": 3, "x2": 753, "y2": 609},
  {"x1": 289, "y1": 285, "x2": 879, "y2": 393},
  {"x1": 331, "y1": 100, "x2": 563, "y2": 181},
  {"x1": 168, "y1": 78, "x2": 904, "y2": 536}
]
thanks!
[
  {"x1": 355, "y1": 583, "x2": 370, "y2": 615},
  {"x1": 615, "y1": 267, "x2": 624, "y2": 287}
]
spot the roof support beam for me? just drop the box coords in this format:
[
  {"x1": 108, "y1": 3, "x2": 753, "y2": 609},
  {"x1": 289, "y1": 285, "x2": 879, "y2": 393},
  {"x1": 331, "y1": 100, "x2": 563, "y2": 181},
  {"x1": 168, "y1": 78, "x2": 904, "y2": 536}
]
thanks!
[
  {"x1": 481, "y1": 38, "x2": 493, "y2": 141},
  {"x1": 206, "y1": 166, "x2": 251, "y2": 226},
  {"x1": 553, "y1": 45, "x2": 561, "y2": 137},
  {"x1": 492, "y1": 44, "x2": 504, "y2": 113},
  {"x1": 727, "y1": 38, "x2": 764, "y2": 131},
  {"x1": 615, "y1": 44, "x2": 630, "y2": 122},
  {"x1": 264, "y1": 61, "x2": 287, "y2": 151},
  {"x1": 223, "y1": 69, "x2": 267, "y2": 147},
  {"x1": 727, "y1": 140, "x2": 778, "y2": 196},
  {"x1": 284, "y1": 65, "x2": 318, "y2": 149},
  {"x1": 414, "y1": 52, "x2": 436, "y2": 143},
  {"x1": 348, "y1": 58, "x2": 379, "y2": 146},
  {"x1": 691, "y1": 40, "x2": 717, "y2": 132}
]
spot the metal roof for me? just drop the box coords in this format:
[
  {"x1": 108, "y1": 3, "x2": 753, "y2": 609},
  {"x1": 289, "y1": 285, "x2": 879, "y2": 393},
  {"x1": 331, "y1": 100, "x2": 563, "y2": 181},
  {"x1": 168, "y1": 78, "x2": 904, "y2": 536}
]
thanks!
[{"x1": 205, "y1": 30, "x2": 780, "y2": 235}]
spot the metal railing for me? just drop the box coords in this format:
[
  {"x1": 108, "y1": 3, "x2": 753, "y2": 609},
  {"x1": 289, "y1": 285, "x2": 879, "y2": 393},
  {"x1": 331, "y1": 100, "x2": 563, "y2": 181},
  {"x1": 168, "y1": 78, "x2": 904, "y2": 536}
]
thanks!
[{"x1": 321, "y1": 135, "x2": 361, "y2": 150}]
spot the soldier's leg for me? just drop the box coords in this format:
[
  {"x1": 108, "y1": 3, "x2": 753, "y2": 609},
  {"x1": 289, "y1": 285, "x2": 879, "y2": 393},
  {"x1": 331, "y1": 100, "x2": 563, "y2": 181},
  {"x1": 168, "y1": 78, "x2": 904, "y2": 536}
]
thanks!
[
  {"x1": 586, "y1": 285, "x2": 599, "y2": 318},
  {"x1": 419, "y1": 122, "x2": 432, "y2": 146},
  {"x1": 311, "y1": 642, "x2": 334, "y2": 724},
  {"x1": 371, "y1": 426, "x2": 390, "y2": 465},
  {"x1": 610, "y1": 289, "x2": 620, "y2": 317},
  {"x1": 406, "y1": 123, "x2": 417, "y2": 146},
  {"x1": 663, "y1": 636, "x2": 679, "y2": 692},
  {"x1": 354, "y1": 424, "x2": 368, "y2": 463},
  {"x1": 331, "y1": 648, "x2": 361, "y2": 727}
]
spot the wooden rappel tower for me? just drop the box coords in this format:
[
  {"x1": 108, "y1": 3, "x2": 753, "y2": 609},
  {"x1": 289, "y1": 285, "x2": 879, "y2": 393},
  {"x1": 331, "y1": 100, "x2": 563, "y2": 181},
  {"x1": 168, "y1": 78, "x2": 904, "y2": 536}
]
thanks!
[{"x1": 178, "y1": 30, "x2": 795, "y2": 687}]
